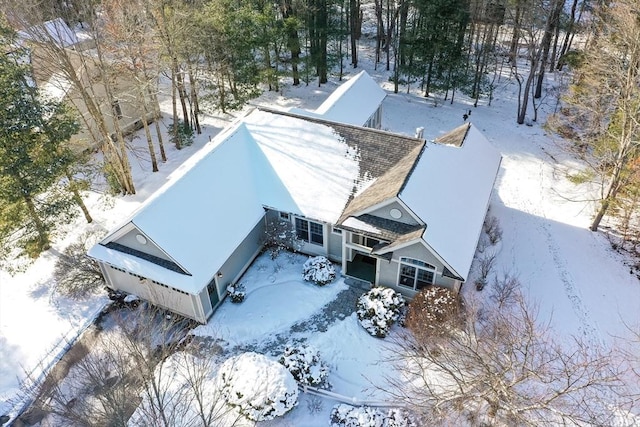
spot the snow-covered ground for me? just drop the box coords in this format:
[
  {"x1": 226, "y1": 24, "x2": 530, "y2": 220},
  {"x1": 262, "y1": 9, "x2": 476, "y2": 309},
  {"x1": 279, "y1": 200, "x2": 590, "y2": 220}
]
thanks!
[{"x1": 1, "y1": 45, "x2": 639, "y2": 423}]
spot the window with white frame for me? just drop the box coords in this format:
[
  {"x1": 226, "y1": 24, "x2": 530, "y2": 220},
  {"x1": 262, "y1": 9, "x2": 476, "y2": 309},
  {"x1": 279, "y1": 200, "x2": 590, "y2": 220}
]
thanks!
[
  {"x1": 351, "y1": 233, "x2": 381, "y2": 248},
  {"x1": 279, "y1": 212, "x2": 290, "y2": 220},
  {"x1": 398, "y1": 257, "x2": 435, "y2": 290},
  {"x1": 295, "y1": 217, "x2": 324, "y2": 245}
]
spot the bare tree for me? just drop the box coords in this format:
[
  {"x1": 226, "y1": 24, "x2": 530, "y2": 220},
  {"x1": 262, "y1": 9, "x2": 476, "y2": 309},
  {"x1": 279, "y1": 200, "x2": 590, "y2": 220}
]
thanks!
[
  {"x1": 386, "y1": 275, "x2": 628, "y2": 426},
  {"x1": 101, "y1": 0, "x2": 166, "y2": 172},
  {"x1": 17, "y1": 303, "x2": 240, "y2": 426},
  {"x1": 549, "y1": 0, "x2": 640, "y2": 231},
  {"x1": 5, "y1": 1, "x2": 138, "y2": 194}
]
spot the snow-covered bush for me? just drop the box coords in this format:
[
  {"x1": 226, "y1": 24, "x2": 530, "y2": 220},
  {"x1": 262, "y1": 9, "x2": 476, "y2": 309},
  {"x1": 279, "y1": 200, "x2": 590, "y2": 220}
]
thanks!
[
  {"x1": 303, "y1": 256, "x2": 336, "y2": 286},
  {"x1": 226, "y1": 283, "x2": 246, "y2": 303},
  {"x1": 330, "y1": 404, "x2": 384, "y2": 426},
  {"x1": 217, "y1": 352, "x2": 298, "y2": 421},
  {"x1": 406, "y1": 286, "x2": 461, "y2": 340},
  {"x1": 356, "y1": 287, "x2": 405, "y2": 338},
  {"x1": 330, "y1": 404, "x2": 416, "y2": 427},
  {"x1": 279, "y1": 344, "x2": 329, "y2": 387}
]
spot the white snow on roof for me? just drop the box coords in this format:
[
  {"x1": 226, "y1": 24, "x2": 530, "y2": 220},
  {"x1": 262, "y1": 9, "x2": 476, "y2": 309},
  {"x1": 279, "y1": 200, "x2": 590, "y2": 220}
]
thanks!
[
  {"x1": 18, "y1": 18, "x2": 79, "y2": 47},
  {"x1": 290, "y1": 71, "x2": 386, "y2": 127},
  {"x1": 91, "y1": 125, "x2": 267, "y2": 294},
  {"x1": 342, "y1": 217, "x2": 381, "y2": 235},
  {"x1": 92, "y1": 110, "x2": 360, "y2": 294},
  {"x1": 399, "y1": 125, "x2": 501, "y2": 280},
  {"x1": 244, "y1": 110, "x2": 360, "y2": 223}
]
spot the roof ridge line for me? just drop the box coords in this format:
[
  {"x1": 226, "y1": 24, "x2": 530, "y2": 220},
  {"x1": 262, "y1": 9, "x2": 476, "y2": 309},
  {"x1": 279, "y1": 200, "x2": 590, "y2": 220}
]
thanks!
[{"x1": 256, "y1": 106, "x2": 425, "y2": 142}]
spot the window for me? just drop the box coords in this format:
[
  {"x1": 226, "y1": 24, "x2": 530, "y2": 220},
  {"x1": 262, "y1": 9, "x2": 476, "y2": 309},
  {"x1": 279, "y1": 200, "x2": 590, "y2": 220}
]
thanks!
[
  {"x1": 332, "y1": 227, "x2": 342, "y2": 235},
  {"x1": 295, "y1": 217, "x2": 323, "y2": 246},
  {"x1": 279, "y1": 212, "x2": 290, "y2": 220},
  {"x1": 351, "y1": 234, "x2": 381, "y2": 248},
  {"x1": 111, "y1": 99, "x2": 123, "y2": 119},
  {"x1": 398, "y1": 257, "x2": 435, "y2": 290}
]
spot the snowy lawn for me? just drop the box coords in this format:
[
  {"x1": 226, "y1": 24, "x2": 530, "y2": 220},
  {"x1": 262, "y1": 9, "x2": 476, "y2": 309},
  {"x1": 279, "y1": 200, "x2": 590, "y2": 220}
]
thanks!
[
  {"x1": 191, "y1": 252, "x2": 403, "y2": 426},
  {"x1": 2, "y1": 42, "x2": 640, "y2": 423}
]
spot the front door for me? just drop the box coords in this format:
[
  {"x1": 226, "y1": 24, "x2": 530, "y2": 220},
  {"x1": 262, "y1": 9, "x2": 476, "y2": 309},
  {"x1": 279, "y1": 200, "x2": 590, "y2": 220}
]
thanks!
[
  {"x1": 207, "y1": 280, "x2": 219, "y2": 309},
  {"x1": 346, "y1": 252, "x2": 377, "y2": 283}
]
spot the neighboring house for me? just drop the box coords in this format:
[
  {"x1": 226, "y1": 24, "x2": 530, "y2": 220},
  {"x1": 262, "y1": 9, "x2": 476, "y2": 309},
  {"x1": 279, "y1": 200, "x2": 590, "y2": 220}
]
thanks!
[
  {"x1": 288, "y1": 70, "x2": 385, "y2": 129},
  {"x1": 19, "y1": 18, "x2": 157, "y2": 152},
  {"x1": 89, "y1": 71, "x2": 502, "y2": 323}
]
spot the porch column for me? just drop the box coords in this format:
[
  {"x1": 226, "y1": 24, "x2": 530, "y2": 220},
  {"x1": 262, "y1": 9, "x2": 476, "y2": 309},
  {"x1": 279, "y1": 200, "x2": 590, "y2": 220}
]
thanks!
[{"x1": 341, "y1": 230, "x2": 348, "y2": 274}]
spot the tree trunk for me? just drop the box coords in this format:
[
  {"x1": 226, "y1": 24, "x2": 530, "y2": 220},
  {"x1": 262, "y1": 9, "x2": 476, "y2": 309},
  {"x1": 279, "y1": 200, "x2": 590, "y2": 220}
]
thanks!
[
  {"x1": 66, "y1": 171, "x2": 93, "y2": 223},
  {"x1": 24, "y1": 195, "x2": 50, "y2": 251},
  {"x1": 93, "y1": 41, "x2": 135, "y2": 194},
  {"x1": 170, "y1": 67, "x2": 180, "y2": 149},
  {"x1": 175, "y1": 63, "x2": 190, "y2": 130},
  {"x1": 187, "y1": 65, "x2": 201, "y2": 134},
  {"x1": 350, "y1": 0, "x2": 360, "y2": 67},
  {"x1": 374, "y1": 0, "x2": 383, "y2": 65},
  {"x1": 557, "y1": 0, "x2": 579, "y2": 70},
  {"x1": 534, "y1": 0, "x2": 563, "y2": 98},
  {"x1": 318, "y1": 0, "x2": 328, "y2": 84},
  {"x1": 509, "y1": 0, "x2": 522, "y2": 63},
  {"x1": 141, "y1": 105, "x2": 158, "y2": 172},
  {"x1": 282, "y1": 0, "x2": 301, "y2": 84}
]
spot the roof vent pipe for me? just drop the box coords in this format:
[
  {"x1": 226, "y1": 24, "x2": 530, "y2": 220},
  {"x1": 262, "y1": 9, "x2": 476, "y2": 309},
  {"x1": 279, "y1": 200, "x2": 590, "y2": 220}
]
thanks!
[{"x1": 415, "y1": 127, "x2": 424, "y2": 139}]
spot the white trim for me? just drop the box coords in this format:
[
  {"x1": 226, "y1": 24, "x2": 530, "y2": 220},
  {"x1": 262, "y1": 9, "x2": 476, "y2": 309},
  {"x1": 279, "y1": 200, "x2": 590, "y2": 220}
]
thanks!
[
  {"x1": 348, "y1": 197, "x2": 425, "y2": 226},
  {"x1": 345, "y1": 242, "x2": 373, "y2": 253},
  {"x1": 396, "y1": 257, "x2": 436, "y2": 291},
  {"x1": 100, "y1": 223, "x2": 193, "y2": 277},
  {"x1": 190, "y1": 293, "x2": 203, "y2": 324},
  {"x1": 375, "y1": 238, "x2": 460, "y2": 280},
  {"x1": 279, "y1": 211, "x2": 290, "y2": 220},
  {"x1": 294, "y1": 216, "x2": 325, "y2": 248},
  {"x1": 394, "y1": 197, "x2": 425, "y2": 226},
  {"x1": 101, "y1": 222, "x2": 137, "y2": 243},
  {"x1": 341, "y1": 230, "x2": 348, "y2": 273}
]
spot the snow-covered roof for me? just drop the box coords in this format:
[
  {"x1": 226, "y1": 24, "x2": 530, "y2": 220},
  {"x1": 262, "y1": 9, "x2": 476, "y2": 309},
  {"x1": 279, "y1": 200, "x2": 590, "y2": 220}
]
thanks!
[
  {"x1": 399, "y1": 124, "x2": 502, "y2": 280},
  {"x1": 91, "y1": 123, "x2": 266, "y2": 294},
  {"x1": 18, "y1": 18, "x2": 79, "y2": 48},
  {"x1": 243, "y1": 110, "x2": 360, "y2": 223},
  {"x1": 290, "y1": 71, "x2": 386, "y2": 127},
  {"x1": 91, "y1": 110, "x2": 362, "y2": 294},
  {"x1": 91, "y1": 105, "x2": 499, "y2": 293}
]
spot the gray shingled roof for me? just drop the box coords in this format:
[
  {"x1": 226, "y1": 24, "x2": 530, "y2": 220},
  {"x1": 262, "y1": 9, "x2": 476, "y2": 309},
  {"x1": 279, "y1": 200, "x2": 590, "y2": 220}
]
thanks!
[
  {"x1": 337, "y1": 213, "x2": 424, "y2": 243},
  {"x1": 260, "y1": 107, "x2": 425, "y2": 220},
  {"x1": 338, "y1": 144, "x2": 424, "y2": 222}
]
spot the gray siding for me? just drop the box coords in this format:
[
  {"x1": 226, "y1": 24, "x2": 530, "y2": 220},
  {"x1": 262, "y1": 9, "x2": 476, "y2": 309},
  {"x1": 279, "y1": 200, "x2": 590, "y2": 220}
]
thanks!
[
  {"x1": 215, "y1": 217, "x2": 265, "y2": 296},
  {"x1": 113, "y1": 228, "x2": 171, "y2": 261},
  {"x1": 367, "y1": 201, "x2": 419, "y2": 225},
  {"x1": 328, "y1": 228, "x2": 343, "y2": 261},
  {"x1": 199, "y1": 287, "x2": 213, "y2": 318},
  {"x1": 377, "y1": 242, "x2": 457, "y2": 296}
]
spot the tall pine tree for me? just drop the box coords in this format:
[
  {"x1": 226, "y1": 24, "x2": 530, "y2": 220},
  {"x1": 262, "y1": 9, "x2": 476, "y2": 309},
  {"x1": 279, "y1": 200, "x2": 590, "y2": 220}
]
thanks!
[{"x1": 0, "y1": 24, "x2": 81, "y2": 263}]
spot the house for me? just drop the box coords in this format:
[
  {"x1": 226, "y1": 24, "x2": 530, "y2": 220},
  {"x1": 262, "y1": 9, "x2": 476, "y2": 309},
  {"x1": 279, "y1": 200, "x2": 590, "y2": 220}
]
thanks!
[
  {"x1": 88, "y1": 71, "x2": 502, "y2": 323},
  {"x1": 287, "y1": 70, "x2": 386, "y2": 129},
  {"x1": 18, "y1": 18, "x2": 158, "y2": 152}
]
